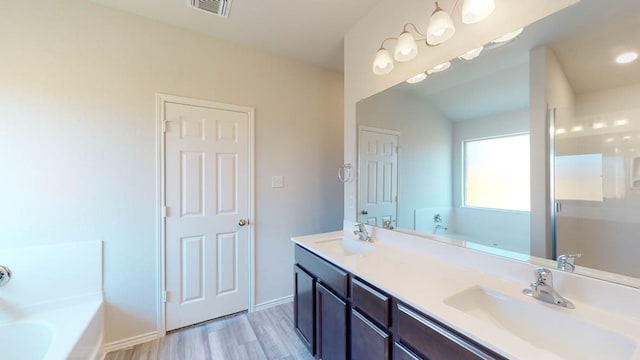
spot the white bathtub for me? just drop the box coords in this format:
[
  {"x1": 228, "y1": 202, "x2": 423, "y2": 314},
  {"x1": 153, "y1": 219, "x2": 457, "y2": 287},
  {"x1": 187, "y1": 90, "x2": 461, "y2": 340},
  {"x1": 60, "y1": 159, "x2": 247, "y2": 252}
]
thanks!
[
  {"x1": 0, "y1": 241, "x2": 104, "y2": 360},
  {"x1": 0, "y1": 296, "x2": 103, "y2": 360}
]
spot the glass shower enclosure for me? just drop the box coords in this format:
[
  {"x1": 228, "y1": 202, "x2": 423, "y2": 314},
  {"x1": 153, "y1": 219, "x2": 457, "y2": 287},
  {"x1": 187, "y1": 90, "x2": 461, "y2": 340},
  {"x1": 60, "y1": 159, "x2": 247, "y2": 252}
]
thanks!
[{"x1": 552, "y1": 103, "x2": 640, "y2": 279}]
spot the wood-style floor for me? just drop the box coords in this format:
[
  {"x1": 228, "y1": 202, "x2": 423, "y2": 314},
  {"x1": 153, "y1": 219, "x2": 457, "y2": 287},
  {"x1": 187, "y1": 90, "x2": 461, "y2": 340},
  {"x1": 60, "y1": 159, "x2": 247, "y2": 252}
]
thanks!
[{"x1": 105, "y1": 302, "x2": 314, "y2": 360}]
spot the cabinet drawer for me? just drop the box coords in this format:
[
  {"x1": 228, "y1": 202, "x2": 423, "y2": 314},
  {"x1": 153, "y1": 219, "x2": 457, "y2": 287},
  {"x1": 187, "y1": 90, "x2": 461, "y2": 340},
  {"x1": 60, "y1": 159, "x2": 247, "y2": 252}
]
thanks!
[
  {"x1": 351, "y1": 309, "x2": 391, "y2": 360},
  {"x1": 295, "y1": 245, "x2": 349, "y2": 298},
  {"x1": 351, "y1": 277, "x2": 390, "y2": 327},
  {"x1": 395, "y1": 303, "x2": 507, "y2": 360},
  {"x1": 394, "y1": 342, "x2": 422, "y2": 360}
]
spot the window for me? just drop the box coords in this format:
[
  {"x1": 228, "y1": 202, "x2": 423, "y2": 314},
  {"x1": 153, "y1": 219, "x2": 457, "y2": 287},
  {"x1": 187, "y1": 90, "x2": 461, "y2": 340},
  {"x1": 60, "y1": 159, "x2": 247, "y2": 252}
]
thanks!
[{"x1": 464, "y1": 133, "x2": 530, "y2": 212}]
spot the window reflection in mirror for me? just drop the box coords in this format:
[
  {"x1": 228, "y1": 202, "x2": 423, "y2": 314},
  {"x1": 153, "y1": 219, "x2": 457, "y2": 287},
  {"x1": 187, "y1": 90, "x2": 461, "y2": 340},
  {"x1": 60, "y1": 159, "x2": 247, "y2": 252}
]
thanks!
[{"x1": 463, "y1": 133, "x2": 530, "y2": 211}]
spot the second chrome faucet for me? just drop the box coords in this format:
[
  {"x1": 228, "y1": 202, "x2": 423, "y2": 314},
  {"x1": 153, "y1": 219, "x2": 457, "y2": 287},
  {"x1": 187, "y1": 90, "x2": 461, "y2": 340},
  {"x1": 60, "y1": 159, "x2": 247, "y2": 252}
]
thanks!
[{"x1": 523, "y1": 267, "x2": 575, "y2": 309}]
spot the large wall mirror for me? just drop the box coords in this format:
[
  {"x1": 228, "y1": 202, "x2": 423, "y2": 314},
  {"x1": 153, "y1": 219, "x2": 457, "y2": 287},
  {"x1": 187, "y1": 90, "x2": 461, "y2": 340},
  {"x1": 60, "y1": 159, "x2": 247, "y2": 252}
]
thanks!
[{"x1": 356, "y1": 0, "x2": 640, "y2": 282}]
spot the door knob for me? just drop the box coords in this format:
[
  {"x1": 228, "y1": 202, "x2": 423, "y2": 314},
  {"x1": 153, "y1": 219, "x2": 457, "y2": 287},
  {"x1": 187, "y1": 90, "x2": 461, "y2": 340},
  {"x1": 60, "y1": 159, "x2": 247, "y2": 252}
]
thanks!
[
  {"x1": 360, "y1": 209, "x2": 368, "y2": 215},
  {"x1": 238, "y1": 219, "x2": 249, "y2": 226}
]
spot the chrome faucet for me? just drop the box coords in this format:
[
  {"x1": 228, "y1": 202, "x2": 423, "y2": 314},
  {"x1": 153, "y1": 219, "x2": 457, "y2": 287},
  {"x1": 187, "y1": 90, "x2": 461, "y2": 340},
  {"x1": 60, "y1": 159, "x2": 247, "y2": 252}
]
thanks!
[
  {"x1": 382, "y1": 220, "x2": 394, "y2": 230},
  {"x1": 0, "y1": 265, "x2": 11, "y2": 287},
  {"x1": 557, "y1": 253, "x2": 581, "y2": 271},
  {"x1": 353, "y1": 224, "x2": 373, "y2": 242},
  {"x1": 523, "y1": 267, "x2": 574, "y2": 309},
  {"x1": 433, "y1": 213, "x2": 448, "y2": 233}
]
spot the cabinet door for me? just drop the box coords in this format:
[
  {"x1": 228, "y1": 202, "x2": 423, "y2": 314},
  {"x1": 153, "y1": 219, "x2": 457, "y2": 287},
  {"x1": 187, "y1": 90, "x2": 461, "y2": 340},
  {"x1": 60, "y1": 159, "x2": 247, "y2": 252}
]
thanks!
[
  {"x1": 294, "y1": 265, "x2": 315, "y2": 354},
  {"x1": 351, "y1": 309, "x2": 391, "y2": 360},
  {"x1": 316, "y1": 282, "x2": 348, "y2": 360}
]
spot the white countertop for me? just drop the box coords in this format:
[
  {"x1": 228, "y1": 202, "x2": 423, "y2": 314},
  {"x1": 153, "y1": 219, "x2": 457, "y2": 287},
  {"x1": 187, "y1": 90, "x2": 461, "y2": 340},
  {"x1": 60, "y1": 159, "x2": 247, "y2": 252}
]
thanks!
[{"x1": 292, "y1": 223, "x2": 640, "y2": 360}]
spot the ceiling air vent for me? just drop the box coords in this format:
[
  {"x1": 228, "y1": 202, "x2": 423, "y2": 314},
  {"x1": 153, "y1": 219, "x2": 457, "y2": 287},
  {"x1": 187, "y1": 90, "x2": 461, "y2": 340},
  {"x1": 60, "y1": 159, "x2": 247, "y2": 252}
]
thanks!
[{"x1": 190, "y1": 0, "x2": 233, "y2": 18}]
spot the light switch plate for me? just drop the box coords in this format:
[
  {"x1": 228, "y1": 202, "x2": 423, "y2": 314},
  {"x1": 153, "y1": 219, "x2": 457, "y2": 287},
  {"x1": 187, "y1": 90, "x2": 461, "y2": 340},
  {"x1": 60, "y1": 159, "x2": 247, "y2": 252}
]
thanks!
[{"x1": 271, "y1": 176, "x2": 284, "y2": 188}]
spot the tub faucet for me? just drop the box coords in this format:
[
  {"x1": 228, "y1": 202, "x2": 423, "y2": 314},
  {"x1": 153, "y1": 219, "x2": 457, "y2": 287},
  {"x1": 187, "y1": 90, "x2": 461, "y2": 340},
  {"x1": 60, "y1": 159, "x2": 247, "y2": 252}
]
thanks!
[
  {"x1": 353, "y1": 224, "x2": 373, "y2": 242},
  {"x1": 433, "y1": 213, "x2": 448, "y2": 233},
  {"x1": 523, "y1": 267, "x2": 574, "y2": 309},
  {"x1": 557, "y1": 253, "x2": 581, "y2": 271},
  {"x1": 382, "y1": 220, "x2": 394, "y2": 230},
  {"x1": 0, "y1": 265, "x2": 11, "y2": 287}
]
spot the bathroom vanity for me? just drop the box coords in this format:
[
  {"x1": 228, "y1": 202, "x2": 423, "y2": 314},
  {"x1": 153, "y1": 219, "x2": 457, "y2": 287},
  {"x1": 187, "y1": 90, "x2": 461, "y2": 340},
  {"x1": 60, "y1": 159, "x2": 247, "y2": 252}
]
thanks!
[{"x1": 292, "y1": 223, "x2": 640, "y2": 360}]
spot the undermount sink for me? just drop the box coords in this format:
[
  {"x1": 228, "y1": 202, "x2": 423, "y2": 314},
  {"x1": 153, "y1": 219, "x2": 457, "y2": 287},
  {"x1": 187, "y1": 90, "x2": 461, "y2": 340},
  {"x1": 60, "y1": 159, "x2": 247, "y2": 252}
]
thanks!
[
  {"x1": 444, "y1": 286, "x2": 637, "y2": 360},
  {"x1": 314, "y1": 237, "x2": 373, "y2": 256}
]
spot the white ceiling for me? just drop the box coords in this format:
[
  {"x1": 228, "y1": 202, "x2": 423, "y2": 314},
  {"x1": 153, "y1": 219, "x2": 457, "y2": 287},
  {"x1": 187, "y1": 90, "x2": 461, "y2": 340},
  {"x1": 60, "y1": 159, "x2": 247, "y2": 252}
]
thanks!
[
  {"x1": 91, "y1": 0, "x2": 383, "y2": 72},
  {"x1": 389, "y1": 0, "x2": 640, "y2": 121},
  {"x1": 550, "y1": 0, "x2": 640, "y2": 94}
]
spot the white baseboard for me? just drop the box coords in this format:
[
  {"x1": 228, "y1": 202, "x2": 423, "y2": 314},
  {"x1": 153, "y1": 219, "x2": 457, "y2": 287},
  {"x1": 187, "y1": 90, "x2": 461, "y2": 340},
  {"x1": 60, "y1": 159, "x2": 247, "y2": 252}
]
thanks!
[
  {"x1": 103, "y1": 331, "x2": 160, "y2": 354},
  {"x1": 253, "y1": 295, "x2": 293, "y2": 312}
]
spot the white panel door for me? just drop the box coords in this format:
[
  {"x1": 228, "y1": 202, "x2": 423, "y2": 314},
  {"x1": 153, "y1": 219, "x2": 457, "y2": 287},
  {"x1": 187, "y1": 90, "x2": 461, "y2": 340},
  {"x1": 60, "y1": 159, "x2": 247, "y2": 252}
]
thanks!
[
  {"x1": 164, "y1": 100, "x2": 251, "y2": 331},
  {"x1": 358, "y1": 127, "x2": 399, "y2": 227}
]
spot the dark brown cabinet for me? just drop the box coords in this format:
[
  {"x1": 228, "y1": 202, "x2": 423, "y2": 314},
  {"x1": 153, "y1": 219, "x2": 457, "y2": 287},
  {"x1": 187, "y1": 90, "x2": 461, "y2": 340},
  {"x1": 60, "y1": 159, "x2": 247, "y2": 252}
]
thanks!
[
  {"x1": 394, "y1": 302, "x2": 507, "y2": 360},
  {"x1": 351, "y1": 277, "x2": 391, "y2": 328},
  {"x1": 294, "y1": 265, "x2": 315, "y2": 353},
  {"x1": 316, "y1": 282, "x2": 348, "y2": 360},
  {"x1": 351, "y1": 308, "x2": 391, "y2": 360},
  {"x1": 393, "y1": 342, "x2": 422, "y2": 360},
  {"x1": 350, "y1": 277, "x2": 392, "y2": 360},
  {"x1": 294, "y1": 244, "x2": 508, "y2": 360},
  {"x1": 294, "y1": 245, "x2": 349, "y2": 359}
]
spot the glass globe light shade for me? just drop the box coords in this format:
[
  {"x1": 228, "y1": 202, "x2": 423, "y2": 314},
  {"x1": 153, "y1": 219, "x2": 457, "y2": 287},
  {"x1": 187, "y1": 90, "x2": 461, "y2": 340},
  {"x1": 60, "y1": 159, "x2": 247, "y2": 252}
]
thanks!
[
  {"x1": 394, "y1": 31, "x2": 418, "y2": 62},
  {"x1": 406, "y1": 72, "x2": 427, "y2": 84},
  {"x1": 372, "y1": 48, "x2": 394, "y2": 75},
  {"x1": 492, "y1": 28, "x2": 524, "y2": 43},
  {"x1": 459, "y1": 46, "x2": 484, "y2": 60},
  {"x1": 428, "y1": 61, "x2": 451, "y2": 74},
  {"x1": 427, "y1": 6, "x2": 455, "y2": 45},
  {"x1": 462, "y1": 0, "x2": 495, "y2": 24}
]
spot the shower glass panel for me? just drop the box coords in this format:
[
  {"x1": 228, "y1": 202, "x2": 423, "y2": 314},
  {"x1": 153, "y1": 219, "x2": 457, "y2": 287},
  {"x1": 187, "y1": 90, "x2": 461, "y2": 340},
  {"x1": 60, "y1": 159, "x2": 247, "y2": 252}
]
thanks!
[{"x1": 552, "y1": 105, "x2": 640, "y2": 279}]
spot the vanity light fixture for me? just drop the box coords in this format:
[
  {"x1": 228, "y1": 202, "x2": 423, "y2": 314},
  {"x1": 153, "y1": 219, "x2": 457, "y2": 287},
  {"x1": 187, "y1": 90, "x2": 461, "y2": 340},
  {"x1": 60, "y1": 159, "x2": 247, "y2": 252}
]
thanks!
[
  {"x1": 406, "y1": 72, "x2": 428, "y2": 84},
  {"x1": 459, "y1": 46, "x2": 484, "y2": 60},
  {"x1": 616, "y1": 51, "x2": 638, "y2": 64},
  {"x1": 428, "y1": 61, "x2": 451, "y2": 74},
  {"x1": 492, "y1": 27, "x2": 524, "y2": 43},
  {"x1": 372, "y1": 0, "x2": 496, "y2": 75}
]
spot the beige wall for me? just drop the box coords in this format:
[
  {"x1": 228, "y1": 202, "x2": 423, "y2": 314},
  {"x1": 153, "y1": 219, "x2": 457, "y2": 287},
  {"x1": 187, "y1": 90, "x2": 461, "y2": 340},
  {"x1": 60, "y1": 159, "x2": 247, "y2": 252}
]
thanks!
[{"x1": 0, "y1": 0, "x2": 343, "y2": 345}]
